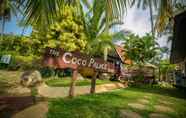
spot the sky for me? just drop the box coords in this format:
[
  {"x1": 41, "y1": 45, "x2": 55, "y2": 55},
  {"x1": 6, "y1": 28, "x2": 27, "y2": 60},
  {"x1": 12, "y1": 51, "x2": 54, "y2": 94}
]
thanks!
[
  {"x1": 3, "y1": 6, "x2": 169, "y2": 48},
  {"x1": 120, "y1": 7, "x2": 169, "y2": 48},
  {"x1": 3, "y1": 16, "x2": 32, "y2": 36}
]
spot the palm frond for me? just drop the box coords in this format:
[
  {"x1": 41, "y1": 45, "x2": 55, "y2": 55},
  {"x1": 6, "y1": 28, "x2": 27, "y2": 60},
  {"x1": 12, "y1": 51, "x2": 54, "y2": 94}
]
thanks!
[
  {"x1": 20, "y1": 0, "x2": 70, "y2": 26},
  {"x1": 155, "y1": 0, "x2": 174, "y2": 33}
]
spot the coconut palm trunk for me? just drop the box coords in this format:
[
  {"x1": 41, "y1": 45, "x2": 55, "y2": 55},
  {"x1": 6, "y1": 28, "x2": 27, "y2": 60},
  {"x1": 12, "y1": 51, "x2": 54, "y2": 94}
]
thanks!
[
  {"x1": 1, "y1": 16, "x2": 5, "y2": 41},
  {"x1": 148, "y1": 0, "x2": 155, "y2": 37}
]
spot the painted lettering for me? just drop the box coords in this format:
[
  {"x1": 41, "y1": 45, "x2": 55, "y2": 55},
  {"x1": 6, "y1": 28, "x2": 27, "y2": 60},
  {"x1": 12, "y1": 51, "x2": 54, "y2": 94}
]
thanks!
[
  {"x1": 88, "y1": 58, "x2": 95, "y2": 67},
  {"x1": 63, "y1": 52, "x2": 72, "y2": 64}
]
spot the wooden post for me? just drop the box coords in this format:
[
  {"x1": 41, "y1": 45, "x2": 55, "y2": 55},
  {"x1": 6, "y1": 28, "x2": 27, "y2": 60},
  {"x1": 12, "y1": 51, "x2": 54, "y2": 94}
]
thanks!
[
  {"x1": 69, "y1": 69, "x2": 78, "y2": 98},
  {"x1": 159, "y1": 66, "x2": 161, "y2": 81},
  {"x1": 90, "y1": 72, "x2": 98, "y2": 94}
]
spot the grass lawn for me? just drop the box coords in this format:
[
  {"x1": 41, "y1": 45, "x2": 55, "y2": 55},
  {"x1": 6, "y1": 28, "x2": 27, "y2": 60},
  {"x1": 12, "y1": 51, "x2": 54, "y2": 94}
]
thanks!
[
  {"x1": 45, "y1": 77, "x2": 116, "y2": 87},
  {"x1": 47, "y1": 86, "x2": 186, "y2": 118}
]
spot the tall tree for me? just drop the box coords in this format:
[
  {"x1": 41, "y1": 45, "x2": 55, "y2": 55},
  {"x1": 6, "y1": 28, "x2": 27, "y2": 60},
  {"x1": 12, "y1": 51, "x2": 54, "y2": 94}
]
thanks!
[
  {"x1": 0, "y1": 0, "x2": 19, "y2": 40},
  {"x1": 124, "y1": 33, "x2": 159, "y2": 65},
  {"x1": 77, "y1": 0, "x2": 128, "y2": 60}
]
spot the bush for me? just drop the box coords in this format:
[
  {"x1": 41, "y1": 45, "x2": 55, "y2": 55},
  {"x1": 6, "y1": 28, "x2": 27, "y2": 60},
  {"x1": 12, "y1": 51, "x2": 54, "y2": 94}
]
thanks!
[
  {"x1": 40, "y1": 67, "x2": 55, "y2": 78},
  {"x1": 6, "y1": 55, "x2": 41, "y2": 71},
  {"x1": 55, "y1": 69, "x2": 64, "y2": 78},
  {"x1": 153, "y1": 82, "x2": 174, "y2": 89},
  {"x1": 7, "y1": 56, "x2": 21, "y2": 70},
  {"x1": 63, "y1": 68, "x2": 72, "y2": 77},
  {"x1": 0, "y1": 63, "x2": 8, "y2": 69},
  {"x1": 132, "y1": 74, "x2": 144, "y2": 82},
  {"x1": 109, "y1": 75, "x2": 118, "y2": 81}
]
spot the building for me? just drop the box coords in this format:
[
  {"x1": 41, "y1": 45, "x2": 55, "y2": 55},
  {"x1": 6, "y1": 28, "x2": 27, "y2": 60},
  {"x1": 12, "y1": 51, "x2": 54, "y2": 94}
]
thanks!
[{"x1": 170, "y1": 11, "x2": 186, "y2": 87}]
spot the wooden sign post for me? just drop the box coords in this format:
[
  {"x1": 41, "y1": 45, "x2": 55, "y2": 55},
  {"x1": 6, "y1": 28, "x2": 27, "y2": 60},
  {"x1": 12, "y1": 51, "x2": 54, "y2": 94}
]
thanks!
[
  {"x1": 90, "y1": 72, "x2": 98, "y2": 94},
  {"x1": 43, "y1": 48, "x2": 119, "y2": 97},
  {"x1": 69, "y1": 69, "x2": 78, "y2": 97}
]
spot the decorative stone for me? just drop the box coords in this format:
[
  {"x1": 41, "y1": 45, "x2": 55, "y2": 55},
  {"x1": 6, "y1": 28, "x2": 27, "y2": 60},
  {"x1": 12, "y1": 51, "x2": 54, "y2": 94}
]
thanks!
[
  {"x1": 154, "y1": 105, "x2": 175, "y2": 113},
  {"x1": 144, "y1": 96, "x2": 151, "y2": 99},
  {"x1": 159, "y1": 101, "x2": 174, "y2": 105},
  {"x1": 138, "y1": 99, "x2": 149, "y2": 104},
  {"x1": 149, "y1": 113, "x2": 170, "y2": 118},
  {"x1": 99, "y1": 73, "x2": 111, "y2": 80},
  {"x1": 77, "y1": 73, "x2": 84, "y2": 80},
  {"x1": 128, "y1": 103, "x2": 146, "y2": 110},
  {"x1": 119, "y1": 109, "x2": 142, "y2": 118},
  {"x1": 20, "y1": 70, "x2": 42, "y2": 87}
]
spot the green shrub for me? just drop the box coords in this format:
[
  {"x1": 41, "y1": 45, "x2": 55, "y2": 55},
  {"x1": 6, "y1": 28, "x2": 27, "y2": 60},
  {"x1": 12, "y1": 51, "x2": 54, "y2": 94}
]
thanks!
[
  {"x1": 55, "y1": 69, "x2": 64, "y2": 78},
  {"x1": 0, "y1": 63, "x2": 8, "y2": 69},
  {"x1": 153, "y1": 82, "x2": 174, "y2": 89},
  {"x1": 63, "y1": 68, "x2": 72, "y2": 77},
  {"x1": 132, "y1": 74, "x2": 144, "y2": 82},
  {"x1": 7, "y1": 56, "x2": 21, "y2": 70},
  {"x1": 5, "y1": 55, "x2": 41, "y2": 71},
  {"x1": 40, "y1": 67, "x2": 55, "y2": 78}
]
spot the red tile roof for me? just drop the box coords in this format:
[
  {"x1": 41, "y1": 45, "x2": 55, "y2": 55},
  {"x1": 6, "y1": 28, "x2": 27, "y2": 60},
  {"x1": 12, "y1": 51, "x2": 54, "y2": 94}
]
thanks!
[{"x1": 115, "y1": 45, "x2": 132, "y2": 65}]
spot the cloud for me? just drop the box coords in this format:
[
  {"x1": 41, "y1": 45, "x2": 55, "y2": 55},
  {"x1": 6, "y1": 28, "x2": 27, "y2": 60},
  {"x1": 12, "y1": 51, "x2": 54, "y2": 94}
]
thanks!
[
  {"x1": 121, "y1": 7, "x2": 151, "y2": 36},
  {"x1": 120, "y1": 7, "x2": 169, "y2": 48}
]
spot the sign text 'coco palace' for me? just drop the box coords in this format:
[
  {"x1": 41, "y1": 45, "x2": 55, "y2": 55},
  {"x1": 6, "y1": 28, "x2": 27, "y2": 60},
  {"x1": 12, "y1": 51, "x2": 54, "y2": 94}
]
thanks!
[{"x1": 43, "y1": 48, "x2": 116, "y2": 73}]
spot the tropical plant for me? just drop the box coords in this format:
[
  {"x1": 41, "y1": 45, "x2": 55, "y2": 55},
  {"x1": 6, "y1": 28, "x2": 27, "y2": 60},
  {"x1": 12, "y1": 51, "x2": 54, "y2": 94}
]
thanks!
[
  {"x1": 76, "y1": 0, "x2": 128, "y2": 60},
  {"x1": 124, "y1": 33, "x2": 159, "y2": 64},
  {"x1": 44, "y1": 5, "x2": 88, "y2": 52},
  {"x1": 159, "y1": 59, "x2": 175, "y2": 81}
]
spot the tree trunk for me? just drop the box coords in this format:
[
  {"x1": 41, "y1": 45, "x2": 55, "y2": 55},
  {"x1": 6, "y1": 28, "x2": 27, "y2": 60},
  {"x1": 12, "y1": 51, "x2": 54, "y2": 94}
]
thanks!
[
  {"x1": 104, "y1": 47, "x2": 108, "y2": 61},
  {"x1": 1, "y1": 16, "x2": 5, "y2": 41},
  {"x1": 90, "y1": 72, "x2": 98, "y2": 94},
  {"x1": 69, "y1": 70, "x2": 78, "y2": 98},
  {"x1": 159, "y1": 66, "x2": 161, "y2": 81},
  {"x1": 148, "y1": 0, "x2": 154, "y2": 37}
]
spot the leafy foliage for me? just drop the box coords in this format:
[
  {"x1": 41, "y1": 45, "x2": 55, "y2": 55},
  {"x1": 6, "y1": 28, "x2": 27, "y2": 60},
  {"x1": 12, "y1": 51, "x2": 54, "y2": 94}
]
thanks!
[
  {"x1": 44, "y1": 6, "x2": 88, "y2": 52},
  {"x1": 124, "y1": 33, "x2": 159, "y2": 64},
  {"x1": 159, "y1": 59, "x2": 175, "y2": 81},
  {"x1": 0, "y1": 34, "x2": 41, "y2": 70}
]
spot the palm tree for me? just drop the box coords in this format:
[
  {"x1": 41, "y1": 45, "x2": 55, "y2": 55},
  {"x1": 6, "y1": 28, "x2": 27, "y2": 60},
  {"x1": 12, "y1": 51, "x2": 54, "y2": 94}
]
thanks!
[
  {"x1": 0, "y1": 0, "x2": 18, "y2": 40},
  {"x1": 124, "y1": 33, "x2": 159, "y2": 64},
  {"x1": 79, "y1": 0, "x2": 129, "y2": 59},
  {"x1": 17, "y1": 0, "x2": 131, "y2": 32},
  {"x1": 71, "y1": 0, "x2": 127, "y2": 94}
]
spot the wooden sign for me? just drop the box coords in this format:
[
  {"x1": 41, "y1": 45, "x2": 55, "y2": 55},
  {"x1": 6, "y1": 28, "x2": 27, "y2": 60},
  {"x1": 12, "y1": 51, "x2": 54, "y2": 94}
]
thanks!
[
  {"x1": 0, "y1": 55, "x2": 11, "y2": 64},
  {"x1": 43, "y1": 48, "x2": 116, "y2": 73}
]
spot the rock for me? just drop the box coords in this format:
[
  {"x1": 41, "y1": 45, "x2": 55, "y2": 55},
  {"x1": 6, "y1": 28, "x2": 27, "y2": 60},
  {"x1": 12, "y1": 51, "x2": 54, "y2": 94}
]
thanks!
[
  {"x1": 20, "y1": 70, "x2": 42, "y2": 87},
  {"x1": 77, "y1": 73, "x2": 84, "y2": 80},
  {"x1": 138, "y1": 99, "x2": 149, "y2": 104},
  {"x1": 128, "y1": 103, "x2": 146, "y2": 110},
  {"x1": 159, "y1": 101, "x2": 174, "y2": 105},
  {"x1": 149, "y1": 113, "x2": 170, "y2": 118},
  {"x1": 119, "y1": 109, "x2": 142, "y2": 118},
  {"x1": 154, "y1": 105, "x2": 175, "y2": 113},
  {"x1": 99, "y1": 73, "x2": 111, "y2": 80}
]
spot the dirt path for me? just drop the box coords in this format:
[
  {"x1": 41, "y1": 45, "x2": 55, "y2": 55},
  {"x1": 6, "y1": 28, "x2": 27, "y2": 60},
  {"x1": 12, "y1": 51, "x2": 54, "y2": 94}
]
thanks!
[
  {"x1": 38, "y1": 83, "x2": 126, "y2": 98},
  {"x1": 12, "y1": 102, "x2": 48, "y2": 118}
]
